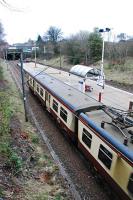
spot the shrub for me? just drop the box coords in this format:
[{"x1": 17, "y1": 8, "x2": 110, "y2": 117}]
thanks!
[
  {"x1": 0, "y1": 142, "x2": 11, "y2": 155},
  {"x1": 31, "y1": 134, "x2": 39, "y2": 144},
  {"x1": 0, "y1": 65, "x2": 3, "y2": 79},
  {"x1": 0, "y1": 92, "x2": 12, "y2": 136},
  {"x1": 8, "y1": 151, "x2": 23, "y2": 172}
]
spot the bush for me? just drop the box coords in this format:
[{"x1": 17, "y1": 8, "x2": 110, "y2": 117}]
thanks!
[
  {"x1": 8, "y1": 151, "x2": 22, "y2": 172},
  {"x1": 0, "y1": 187, "x2": 4, "y2": 198},
  {"x1": 0, "y1": 65, "x2": 3, "y2": 79},
  {"x1": 31, "y1": 134, "x2": 39, "y2": 144},
  {"x1": 54, "y1": 194, "x2": 62, "y2": 200},
  {"x1": 0, "y1": 92, "x2": 12, "y2": 136},
  {"x1": 0, "y1": 142, "x2": 11, "y2": 155}
]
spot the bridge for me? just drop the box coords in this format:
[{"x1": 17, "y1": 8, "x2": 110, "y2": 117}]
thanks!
[{"x1": 6, "y1": 45, "x2": 32, "y2": 60}]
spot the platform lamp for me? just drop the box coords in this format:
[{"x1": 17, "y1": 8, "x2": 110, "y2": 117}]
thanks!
[{"x1": 99, "y1": 28, "x2": 111, "y2": 89}]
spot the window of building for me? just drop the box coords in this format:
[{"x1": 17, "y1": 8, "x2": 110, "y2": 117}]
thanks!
[
  {"x1": 128, "y1": 173, "x2": 133, "y2": 195},
  {"x1": 53, "y1": 99, "x2": 58, "y2": 112},
  {"x1": 37, "y1": 84, "x2": 39, "y2": 93},
  {"x1": 60, "y1": 107, "x2": 67, "y2": 122},
  {"x1": 98, "y1": 144, "x2": 113, "y2": 169},
  {"x1": 82, "y1": 128, "x2": 92, "y2": 148},
  {"x1": 40, "y1": 88, "x2": 44, "y2": 97}
]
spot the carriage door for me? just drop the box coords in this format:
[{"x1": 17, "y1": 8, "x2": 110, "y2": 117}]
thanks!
[{"x1": 45, "y1": 91, "x2": 51, "y2": 112}]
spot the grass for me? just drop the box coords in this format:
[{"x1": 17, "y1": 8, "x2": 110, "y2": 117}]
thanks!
[
  {"x1": 0, "y1": 64, "x2": 23, "y2": 173},
  {"x1": 104, "y1": 66, "x2": 132, "y2": 84},
  {"x1": 103, "y1": 57, "x2": 133, "y2": 85},
  {"x1": 0, "y1": 187, "x2": 4, "y2": 198},
  {"x1": 31, "y1": 134, "x2": 39, "y2": 144},
  {"x1": 8, "y1": 151, "x2": 23, "y2": 172},
  {"x1": 0, "y1": 142, "x2": 11, "y2": 156},
  {"x1": 0, "y1": 66, "x2": 12, "y2": 157},
  {"x1": 54, "y1": 194, "x2": 62, "y2": 200},
  {"x1": 0, "y1": 92, "x2": 12, "y2": 136},
  {"x1": 37, "y1": 56, "x2": 72, "y2": 71},
  {"x1": 0, "y1": 64, "x2": 3, "y2": 79},
  {"x1": 37, "y1": 56, "x2": 133, "y2": 85},
  {"x1": 34, "y1": 193, "x2": 62, "y2": 200}
]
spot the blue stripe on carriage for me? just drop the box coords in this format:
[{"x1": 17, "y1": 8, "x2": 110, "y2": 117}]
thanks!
[{"x1": 80, "y1": 113, "x2": 133, "y2": 163}]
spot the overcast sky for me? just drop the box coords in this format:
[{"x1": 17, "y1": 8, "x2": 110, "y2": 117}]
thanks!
[{"x1": 0, "y1": 0, "x2": 133, "y2": 44}]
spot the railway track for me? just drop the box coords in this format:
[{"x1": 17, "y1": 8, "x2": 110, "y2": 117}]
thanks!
[{"x1": 9, "y1": 61, "x2": 121, "y2": 200}]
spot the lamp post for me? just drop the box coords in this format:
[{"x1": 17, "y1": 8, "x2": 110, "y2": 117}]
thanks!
[
  {"x1": 33, "y1": 42, "x2": 39, "y2": 67},
  {"x1": 99, "y1": 28, "x2": 111, "y2": 89}
]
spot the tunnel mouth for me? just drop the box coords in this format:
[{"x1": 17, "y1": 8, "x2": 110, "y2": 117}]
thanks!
[{"x1": 7, "y1": 53, "x2": 21, "y2": 60}]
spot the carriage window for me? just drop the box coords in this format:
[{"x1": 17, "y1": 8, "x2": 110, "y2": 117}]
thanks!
[
  {"x1": 60, "y1": 107, "x2": 67, "y2": 122},
  {"x1": 37, "y1": 84, "x2": 39, "y2": 93},
  {"x1": 82, "y1": 128, "x2": 92, "y2": 148},
  {"x1": 40, "y1": 88, "x2": 43, "y2": 97},
  {"x1": 53, "y1": 99, "x2": 58, "y2": 112},
  {"x1": 33, "y1": 80, "x2": 35, "y2": 87},
  {"x1": 49, "y1": 94, "x2": 51, "y2": 103},
  {"x1": 98, "y1": 144, "x2": 113, "y2": 169},
  {"x1": 45, "y1": 91, "x2": 48, "y2": 101},
  {"x1": 29, "y1": 77, "x2": 32, "y2": 85},
  {"x1": 128, "y1": 173, "x2": 133, "y2": 195}
]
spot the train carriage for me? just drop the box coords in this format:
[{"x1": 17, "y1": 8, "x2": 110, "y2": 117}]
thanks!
[
  {"x1": 24, "y1": 65, "x2": 133, "y2": 200},
  {"x1": 78, "y1": 112, "x2": 133, "y2": 200}
]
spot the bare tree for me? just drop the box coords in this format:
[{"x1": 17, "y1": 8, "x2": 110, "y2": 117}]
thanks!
[
  {"x1": 117, "y1": 33, "x2": 127, "y2": 41},
  {"x1": 44, "y1": 26, "x2": 62, "y2": 44},
  {"x1": 44, "y1": 26, "x2": 63, "y2": 55},
  {"x1": 0, "y1": 22, "x2": 5, "y2": 42},
  {"x1": 105, "y1": 41, "x2": 128, "y2": 66},
  {"x1": 0, "y1": 22, "x2": 8, "y2": 58},
  {"x1": 76, "y1": 31, "x2": 90, "y2": 64}
]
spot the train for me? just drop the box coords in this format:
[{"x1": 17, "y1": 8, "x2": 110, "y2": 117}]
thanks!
[{"x1": 23, "y1": 65, "x2": 133, "y2": 200}]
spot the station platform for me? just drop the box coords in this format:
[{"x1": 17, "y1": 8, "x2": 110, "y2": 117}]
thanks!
[{"x1": 23, "y1": 62, "x2": 133, "y2": 111}]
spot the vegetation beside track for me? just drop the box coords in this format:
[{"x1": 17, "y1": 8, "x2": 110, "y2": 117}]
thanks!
[{"x1": 0, "y1": 60, "x2": 72, "y2": 200}]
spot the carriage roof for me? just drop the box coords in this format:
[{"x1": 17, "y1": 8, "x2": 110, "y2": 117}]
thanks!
[{"x1": 24, "y1": 66, "x2": 102, "y2": 112}]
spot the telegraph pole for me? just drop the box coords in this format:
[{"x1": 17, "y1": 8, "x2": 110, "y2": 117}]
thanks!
[
  {"x1": 59, "y1": 45, "x2": 61, "y2": 69},
  {"x1": 20, "y1": 49, "x2": 28, "y2": 122},
  {"x1": 35, "y1": 44, "x2": 37, "y2": 67}
]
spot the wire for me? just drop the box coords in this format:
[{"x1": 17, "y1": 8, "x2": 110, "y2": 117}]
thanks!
[
  {"x1": 0, "y1": 0, "x2": 24, "y2": 12},
  {"x1": 33, "y1": 66, "x2": 49, "y2": 78},
  {"x1": 25, "y1": 66, "x2": 50, "y2": 87}
]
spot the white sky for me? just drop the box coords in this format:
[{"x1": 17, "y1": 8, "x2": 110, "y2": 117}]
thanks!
[{"x1": 0, "y1": 0, "x2": 133, "y2": 44}]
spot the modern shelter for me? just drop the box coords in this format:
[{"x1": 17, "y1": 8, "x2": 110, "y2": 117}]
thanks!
[{"x1": 70, "y1": 65, "x2": 101, "y2": 79}]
